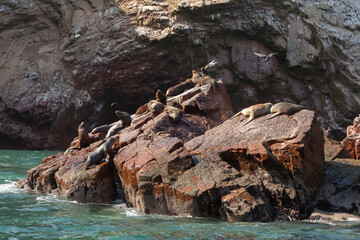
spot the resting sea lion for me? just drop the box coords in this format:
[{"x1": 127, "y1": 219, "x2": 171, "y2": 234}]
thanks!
[
  {"x1": 85, "y1": 137, "x2": 116, "y2": 169},
  {"x1": 164, "y1": 105, "x2": 183, "y2": 122},
  {"x1": 135, "y1": 103, "x2": 148, "y2": 115},
  {"x1": 191, "y1": 70, "x2": 202, "y2": 84},
  {"x1": 232, "y1": 102, "x2": 273, "y2": 125},
  {"x1": 268, "y1": 102, "x2": 305, "y2": 119},
  {"x1": 91, "y1": 125, "x2": 112, "y2": 134},
  {"x1": 147, "y1": 100, "x2": 164, "y2": 114},
  {"x1": 166, "y1": 79, "x2": 194, "y2": 97},
  {"x1": 65, "y1": 122, "x2": 90, "y2": 153}
]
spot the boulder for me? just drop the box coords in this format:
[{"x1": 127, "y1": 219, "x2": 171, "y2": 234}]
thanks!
[{"x1": 17, "y1": 81, "x2": 325, "y2": 222}]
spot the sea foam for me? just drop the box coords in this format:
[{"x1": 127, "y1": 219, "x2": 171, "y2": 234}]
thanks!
[{"x1": 0, "y1": 180, "x2": 21, "y2": 194}]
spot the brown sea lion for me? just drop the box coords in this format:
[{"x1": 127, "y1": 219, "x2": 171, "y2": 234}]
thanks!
[
  {"x1": 166, "y1": 80, "x2": 195, "y2": 97},
  {"x1": 232, "y1": 102, "x2": 273, "y2": 125},
  {"x1": 106, "y1": 111, "x2": 132, "y2": 138},
  {"x1": 115, "y1": 110, "x2": 132, "y2": 127},
  {"x1": 91, "y1": 125, "x2": 112, "y2": 134},
  {"x1": 65, "y1": 122, "x2": 90, "y2": 153},
  {"x1": 148, "y1": 100, "x2": 164, "y2": 114},
  {"x1": 267, "y1": 102, "x2": 305, "y2": 119},
  {"x1": 164, "y1": 105, "x2": 183, "y2": 122},
  {"x1": 190, "y1": 70, "x2": 202, "y2": 84},
  {"x1": 85, "y1": 137, "x2": 116, "y2": 169},
  {"x1": 135, "y1": 103, "x2": 148, "y2": 115},
  {"x1": 156, "y1": 90, "x2": 167, "y2": 104}
]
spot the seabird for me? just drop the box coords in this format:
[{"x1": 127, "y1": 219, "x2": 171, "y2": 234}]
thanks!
[{"x1": 253, "y1": 52, "x2": 278, "y2": 62}]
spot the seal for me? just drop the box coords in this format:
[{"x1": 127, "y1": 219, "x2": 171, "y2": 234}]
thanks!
[
  {"x1": 106, "y1": 111, "x2": 132, "y2": 138},
  {"x1": 164, "y1": 105, "x2": 183, "y2": 122},
  {"x1": 147, "y1": 100, "x2": 164, "y2": 114},
  {"x1": 268, "y1": 102, "x2": 305, "y2": 119},
  {"x1": 115, "y1": 110, "x2": 132, "y2": 127},
  {"x1": 166, "y1": 79, "x2": 194, "y2": 97},
  {"x1": 232, "y1": 102, "x2": 273, "y2": 125},
  {"x1": 195, "y1": 72, "x2": 220, "y2": 94},
  {"x1": 191, "y1": 70, "x2": 202, "y2": 84},
  {"x1": 85, "y1": 137, "x2": 117, "y2": 169},
  {"x1": 135, "y1": 103, "x2": 148, "y2": 115},
  {"x1": 65, "y1": 122, "x2": 90, "y2": 153},
  {"x1": 156, "y1": 90, "x2": 167, "y2": 104},
  {"x1": 91, "y1": 125, "x2": 112, "y2": 134},
  {"x1": 106, "y1": 122, "x2": 123, "y2": 138}
]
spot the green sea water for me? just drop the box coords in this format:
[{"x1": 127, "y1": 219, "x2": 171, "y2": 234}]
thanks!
[{"x1": 0, "y1": 150, "x2": 359, "y2": 239}]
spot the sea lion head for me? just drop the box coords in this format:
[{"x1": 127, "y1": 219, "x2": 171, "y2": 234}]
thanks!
[
  {"x1": 192, "y1": 70, "x2": 199, "y2": 77},
  {"x1": 264, "y1": 102, "x2": 273, "y2": 109},
  {"x1": 111, "y1": 102, "x2": 120, "y2": 111}
]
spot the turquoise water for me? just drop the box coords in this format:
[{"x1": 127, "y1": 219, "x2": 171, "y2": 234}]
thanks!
[{"x1": 0, "y1": 150, "x2": 360, "y2": 239}]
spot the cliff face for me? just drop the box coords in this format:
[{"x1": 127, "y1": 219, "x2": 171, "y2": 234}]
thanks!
[{"x1": 0, "y1": 0, "x2": 359, "y2": 149}]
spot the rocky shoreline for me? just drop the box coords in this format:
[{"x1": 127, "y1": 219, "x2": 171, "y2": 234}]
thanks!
[{"x1": 16, "y1": 81, "x2": 360, "y2": 222}]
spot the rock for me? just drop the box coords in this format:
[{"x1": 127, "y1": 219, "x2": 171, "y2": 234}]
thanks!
[
  {"x1": 17, "y1": 81, "x2": 327, "y2": 222},
  {"x1": 18, "y1": 141, "x2": 120, "y2": 203},
  {"x1": 1, "y1": 0, "x2": 359, "y2": 149},
  {"x1": 311, "y1": 158, "x2": 360, "y2": 218},
  {"x1": 309, "y1": 210, "x2": 360, "y2": 222}
]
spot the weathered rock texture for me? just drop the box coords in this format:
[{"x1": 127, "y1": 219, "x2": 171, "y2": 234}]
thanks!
[
  {"x1": 17, "y1": 83, "x2": 325, "y2": 222},
  {"x1": 310, "y1": 158, "x2": 360, "y2": 220},
  {"x1": 0, "y1": 0, "x2": 359, "y2": 149}
]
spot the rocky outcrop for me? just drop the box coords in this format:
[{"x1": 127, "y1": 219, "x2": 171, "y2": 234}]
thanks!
[
  {"x1": 17, "y1": 82, "x2": 326, "y2": 222},
  {"x1": 310, "y1": 158, "x2": 360, "y2": 220},
  {"x1": 0, "y1": 0, "x2": 359, "y2": 149}
]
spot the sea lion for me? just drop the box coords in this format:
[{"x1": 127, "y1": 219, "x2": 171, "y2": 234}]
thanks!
[
  {"x1": 106, "y1": 122, "x2": 123, "y2": 138},
  {"x1": 156, "y1": 90, "x2": 167, "y2": 104},
  {"x1": 191, "y1": 70, "x2": 202, "y2": 84},
  {"x1": 195, "y1": 75, "x2": 216, "y2": 87},
  {"x1": 232, "y1": 102, "x2": 273, "y2": 125},
  {"x1": 115, "y1": 110, "x2": 132, "y2": 127},
  {"x1": 166, "y1": 78, "x2": 195, "y2": 97},
  {"x1": 267, "y1": 102, "x2": 305, "y2": 119},
  {"x1": 166, "y1": 79, "x2": 195, "y2": 97},
  {"x1": 147, "y1": 100, "x2": 164, "y2": 114},
  {"x1": 65, "y1": 122, "x2": 90, "y2": 153},
  {"x1": 164, "y1": 105, "x2": 184, "y2": 122},
  {"x1": 85, "y1": 137, "x2": 116, "y2": 169},
  {"x1": 135, "y1": 103, "x2": 148, "y2": 115},
  {"x1": 106, "y1": 111, "x2": 132, "y2": 138},
  {"x1": 91, "y1": 125, "x2": 112, "y2": 134}
]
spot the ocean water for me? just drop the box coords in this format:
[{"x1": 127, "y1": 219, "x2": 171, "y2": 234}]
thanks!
[{"x1": 0, "y1": 150, "x2": 359, "y2": 239}]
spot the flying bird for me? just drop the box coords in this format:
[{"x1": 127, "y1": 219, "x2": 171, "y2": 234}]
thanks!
[{"x1": 253, "y1": 52, "x2": 278, "y2": 62}]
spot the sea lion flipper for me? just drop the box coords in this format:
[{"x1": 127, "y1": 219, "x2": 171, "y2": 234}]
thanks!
[
  {"x1": 267, "y1": 112, "x2": 281, "y2": 120},
  {"x1": 243, "y1": 111, "x2": 255, "y2": 126},
  {"x1": 231, "y1": 111, "x2": 242, "y2": 119}
]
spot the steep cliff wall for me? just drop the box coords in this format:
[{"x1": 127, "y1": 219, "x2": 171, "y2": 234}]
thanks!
[{"x1": 0, "y1": 0, "x2": 359, "y2": 149}]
